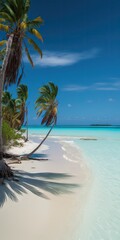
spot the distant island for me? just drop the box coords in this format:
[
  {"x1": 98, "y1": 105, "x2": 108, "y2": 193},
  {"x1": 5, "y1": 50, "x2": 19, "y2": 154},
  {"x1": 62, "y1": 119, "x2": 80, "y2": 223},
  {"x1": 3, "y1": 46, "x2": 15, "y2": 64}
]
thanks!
[{"x1": 90, "y1": 124, "x2": 112, "y2": 126}]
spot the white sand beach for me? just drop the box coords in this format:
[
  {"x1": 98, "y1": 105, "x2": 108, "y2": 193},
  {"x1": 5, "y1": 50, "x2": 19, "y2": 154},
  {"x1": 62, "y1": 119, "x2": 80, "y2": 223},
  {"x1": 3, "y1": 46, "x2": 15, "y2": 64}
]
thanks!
[{"x1": 0, "y1": 138, "x2": 92, "y2": 240}]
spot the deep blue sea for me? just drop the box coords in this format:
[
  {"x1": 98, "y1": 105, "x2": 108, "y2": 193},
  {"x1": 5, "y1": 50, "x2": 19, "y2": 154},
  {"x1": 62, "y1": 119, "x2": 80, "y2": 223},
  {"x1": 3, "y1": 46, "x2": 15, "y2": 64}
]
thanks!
[{"x1": 24, "y1": 126, "x2": 120, "y2": 240}]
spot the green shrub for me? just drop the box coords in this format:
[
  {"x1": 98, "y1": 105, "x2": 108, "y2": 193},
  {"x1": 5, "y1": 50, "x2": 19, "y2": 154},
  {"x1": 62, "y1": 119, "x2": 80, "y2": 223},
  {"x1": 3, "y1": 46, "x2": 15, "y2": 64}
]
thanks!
[{"x1": 2, "y1": 121, "x2": 24, "y2": 147}]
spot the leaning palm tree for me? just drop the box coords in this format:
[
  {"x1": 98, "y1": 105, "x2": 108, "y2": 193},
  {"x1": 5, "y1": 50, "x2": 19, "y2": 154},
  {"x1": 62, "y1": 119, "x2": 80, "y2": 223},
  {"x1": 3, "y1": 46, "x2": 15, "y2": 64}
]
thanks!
[
  {"x1": 27, "y1": 82, "x2": 58, "y2": 158},
  {"x1": 0, "y1": 0, "x2": 43, "y2": 179}
]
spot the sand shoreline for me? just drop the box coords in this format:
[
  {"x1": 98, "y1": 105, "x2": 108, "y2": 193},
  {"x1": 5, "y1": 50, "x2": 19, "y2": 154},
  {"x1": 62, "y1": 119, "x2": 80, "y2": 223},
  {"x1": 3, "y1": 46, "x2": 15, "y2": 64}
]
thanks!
[{"x1": 0, "y1": 136, "x2": 92, "y2": 240}]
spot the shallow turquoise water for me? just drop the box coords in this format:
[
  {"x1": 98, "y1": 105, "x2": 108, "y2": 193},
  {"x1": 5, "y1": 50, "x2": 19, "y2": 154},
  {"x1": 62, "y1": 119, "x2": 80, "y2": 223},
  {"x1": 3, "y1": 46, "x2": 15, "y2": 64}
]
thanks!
[
  {"x1": 24, "y1": 125, "x2": 120, "y2": 139},
  {"x1": 26, "y1": 126, "x2": 120, "y2": 240},
  {"x1": 75, "y1": 138, "x2": 120, "y2": 240}
]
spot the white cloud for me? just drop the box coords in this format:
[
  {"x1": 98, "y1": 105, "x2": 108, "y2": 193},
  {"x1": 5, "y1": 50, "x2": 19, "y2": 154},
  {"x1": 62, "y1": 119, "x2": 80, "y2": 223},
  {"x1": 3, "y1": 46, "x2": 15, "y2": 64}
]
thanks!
[
  {"x1": 95, "y1": 82, "x2": 108, "y2": 86},
  {"x1": 63, "y1": 80, "x2": 120, "y2": 92},
  {"x1": 96, "y1": 87, "x2": 119, "y2": 91},
  {"x1": 109, "y1": 77, "x2": 120, "y2": 81},
  {"x1": 113, "y1": 82, "x2": 120, "y2": 87},
  {"x1": 24, "y1": 48, "x2": 100, "y2": 67},
  {"x1": 63, "y1": 85, "x2": 88, "y2": 91},
  {"x1": 94, "y1": 81, "x2": 120, "y2": 91}
]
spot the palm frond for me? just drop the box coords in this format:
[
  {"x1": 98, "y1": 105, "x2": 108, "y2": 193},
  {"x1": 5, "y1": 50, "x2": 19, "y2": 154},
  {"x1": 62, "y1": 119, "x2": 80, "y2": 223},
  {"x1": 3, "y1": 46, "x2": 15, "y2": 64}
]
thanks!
[
  {"x1": 0, "y1": 47, "x2": 6, "y2": 61},
  {"x1": 17, "y1": 67, "x2": 24, "y2": 86},
  {"x1": 31, "y1": 16, "x2": 43, "y2": 24},
  {"x1": 36, "y1": 107, "x2": 44, "y2": 117},
  {"x1": 28, "y1": 38, "x2": 42, "y2": 57},
  {"x1": 2, "y1": 91, "x2": 12, "y2": 104},
  {"x1": 0, "y1": 23, "x2": 9, "y2": 31},
  {"x1": 22, "y1": 13, "x2": 28, "y2": 22},
  {"x1": 25, "y1": 45, "x2": 34, "y2": 67},
  {"x1": 0, "y1": 18, "x2": 5, "y2": 22},
  {"x1": 11, "y1": 0, "x2": 18, "y2": 8},
  {"x1": 17, "y1": 84, "x2": 28, "y2": 102},
  {"x1": 27, "y1": 16, "x2": 43, "y2": 28},
  {"x1": 24, "y1": 0, "x2": 30, "y2": 13},
  {"x1": 29, "y1": 28, "x2": 43, "y2": 42},
  {"x1": 49, "y1": 82, "x2": 58, "y2": 98},
  {"x1": 0, "y1": 12, "x2": 14, "y2": 23},
  {"x1": 36, "y1": 96, "x2": 50, "y2": 103},
  {"x1": 0, "y1": 40, "x2": 6, "y2": 47},
  {"x1": 40, "y1": 85, "x2": 50, "y2": 94},
  {"x1": 4, "y1": 3, "x2": 16, "y2": 21},
  {"x1": 5, "y1": 0, "x2": 18, "y2": 9}
]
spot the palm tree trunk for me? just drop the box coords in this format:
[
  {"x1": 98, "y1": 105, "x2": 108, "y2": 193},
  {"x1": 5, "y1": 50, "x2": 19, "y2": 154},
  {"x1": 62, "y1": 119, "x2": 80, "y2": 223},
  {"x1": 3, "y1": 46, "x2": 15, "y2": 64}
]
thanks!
[
  {"x1": 0, "y1": 71, "x2": 3, "y2": 160},
  {"x1": 27, "y1": 125, "x2": 54, "y2": 158},
  {"x1": 0, "y1": 34, "x2": 14, "y2": 179}
]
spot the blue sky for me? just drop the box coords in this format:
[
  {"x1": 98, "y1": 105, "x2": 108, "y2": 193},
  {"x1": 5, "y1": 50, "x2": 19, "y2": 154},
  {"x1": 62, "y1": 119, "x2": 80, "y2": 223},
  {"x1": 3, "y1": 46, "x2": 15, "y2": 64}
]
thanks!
[{"x1": 9, "y1": 0, "x2": 120, "y2": 125}]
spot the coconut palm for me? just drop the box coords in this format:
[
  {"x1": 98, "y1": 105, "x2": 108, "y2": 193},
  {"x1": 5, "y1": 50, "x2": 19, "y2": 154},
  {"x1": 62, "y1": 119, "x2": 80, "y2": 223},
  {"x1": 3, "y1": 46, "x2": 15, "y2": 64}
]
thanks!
[
  {"x1": 27, "y1": 82, "x2": 58, "y2": 157},
  {"x1": 2, "y1": 85, "x2": 28, "y2": 129},
  {"x1": 2, "y1": 92, "x2": 21, "y2": 129},
  {"x1": 2, "y1": 91, "x2": 18, "y2": 127},
  {"x1": 17, "y1": 84, "x2": 28, "y2": 130},
  {"x1": 2, "y1": 91, "x2": 12, "y2": 125},
  {"x1": 0, "y1": 0, "x2": 43, "y2": 178},
  {"x1": 0, "y1": 0, "x2": 43, "y2": 88}
]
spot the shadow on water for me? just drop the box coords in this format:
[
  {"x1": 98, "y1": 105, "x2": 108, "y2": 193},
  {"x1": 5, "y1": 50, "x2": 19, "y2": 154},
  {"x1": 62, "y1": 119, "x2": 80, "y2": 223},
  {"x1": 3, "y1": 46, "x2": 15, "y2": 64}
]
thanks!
[{"x1": 0, "y1": 171, "x2": 80, "y2": 207}]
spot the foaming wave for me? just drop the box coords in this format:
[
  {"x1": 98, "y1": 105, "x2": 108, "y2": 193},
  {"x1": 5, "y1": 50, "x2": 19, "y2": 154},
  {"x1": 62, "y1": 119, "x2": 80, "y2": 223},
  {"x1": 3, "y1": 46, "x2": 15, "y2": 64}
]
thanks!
[{"x1": 63, "y1": 154, "x2": 78, "y2": 163}]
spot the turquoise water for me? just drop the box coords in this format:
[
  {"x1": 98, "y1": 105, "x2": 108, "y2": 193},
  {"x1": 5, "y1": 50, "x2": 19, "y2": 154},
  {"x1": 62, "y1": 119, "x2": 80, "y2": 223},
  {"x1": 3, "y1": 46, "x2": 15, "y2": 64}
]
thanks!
[
  {"x1": 75, "y1": 138, "x2": 120, "y2": 240},
  {"x1": 27, "y1": 126, "x2": 120, "y2": 240},
  {"x1": 24, "y1": 125, "x2": 120, "y2": 139}
]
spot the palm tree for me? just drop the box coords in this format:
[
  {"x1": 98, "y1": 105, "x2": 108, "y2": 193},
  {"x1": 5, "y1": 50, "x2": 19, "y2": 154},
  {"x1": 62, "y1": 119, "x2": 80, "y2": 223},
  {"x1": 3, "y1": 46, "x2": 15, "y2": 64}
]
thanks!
[
  {"x1": 17, "y1": 84, "x2": 28, "y2": 130},
  {"x1": 27, "y1": 82, "x2": 58, "y2": 158},
  {"x1": 0, "y1": 0, "x2": 43, "y2": 88},
  {"x1": 2, "y1": 85, "x2": 28, "y2": 130},
  {"x1": 0, "y1": 0, "x2": 43, "y2": 178},
  {"x1": 2, "y1": 91, "x2": 19, "y2": 128}
]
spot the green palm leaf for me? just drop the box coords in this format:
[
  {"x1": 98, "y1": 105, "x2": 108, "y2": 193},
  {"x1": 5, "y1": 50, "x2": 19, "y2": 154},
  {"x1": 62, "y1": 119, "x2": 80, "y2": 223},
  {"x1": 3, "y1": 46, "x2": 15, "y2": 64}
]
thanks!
[
  {"x1": 0, "y1": 18, "x2": 5, "y2": 22},
  {"x1": 0, "y1": 23, "x2": 9, "y2": 31},
  {"x1": 24, "y1": 0, "x2": 30, "y2": 13},
  {"x1": 0, "y1": 48, "x2": 6, "y2": 61},
  {"x1": 0, "y1": 40, "x2": 6, "y2": 47},
  {"x1": 25, "y1": 46, "x2": 34, "y2": 67},
  {"x1": 27, "y1": 16, "x2": 43, "y2": 28},
  {"x1": 0, "y1": 12, "x2": 13, "y2": 23},
  {"x1": 28, "y1": 38, "x2": 42, "y2": 57},
  {"x1": 17, "y1": 84, "x2": 28, "y2": 102},
  {"x1": 4, "y1": 3, "x2": 16, "y2": 21},
  {"x1": 29, "y1": 28, "x2": 43, "y2": 42}
]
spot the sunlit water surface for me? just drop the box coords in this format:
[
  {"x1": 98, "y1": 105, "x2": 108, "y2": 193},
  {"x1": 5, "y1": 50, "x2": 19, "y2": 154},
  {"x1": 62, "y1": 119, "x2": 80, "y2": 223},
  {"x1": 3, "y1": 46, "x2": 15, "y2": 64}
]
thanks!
[{"x1": 25, "y1": 126, "x2": 120, "y2": 240}]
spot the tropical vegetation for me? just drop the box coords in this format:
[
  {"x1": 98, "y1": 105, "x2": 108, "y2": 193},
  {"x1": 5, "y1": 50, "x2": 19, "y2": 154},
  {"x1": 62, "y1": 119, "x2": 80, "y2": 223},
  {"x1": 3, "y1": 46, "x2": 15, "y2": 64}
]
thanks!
[
  {"x1": 0, "y1": 0, "x2": 43, "y2": 178},
  {"x1": 2, "y1": 84, "x2": 28, "y2": 129},
  {"x1": 2, "y1": 121, "x2": 24, "y2": 148}
]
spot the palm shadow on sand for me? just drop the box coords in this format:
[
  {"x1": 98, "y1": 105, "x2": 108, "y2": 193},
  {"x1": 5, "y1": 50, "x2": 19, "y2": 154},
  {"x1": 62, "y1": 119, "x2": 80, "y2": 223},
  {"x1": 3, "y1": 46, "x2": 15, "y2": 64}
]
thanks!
[
  {"x1": 28, "y1": 153, "x2": 48, "y2": 160},
  {"x1": 0, "y1": 171, "x2": 80, "y2": 207}
]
